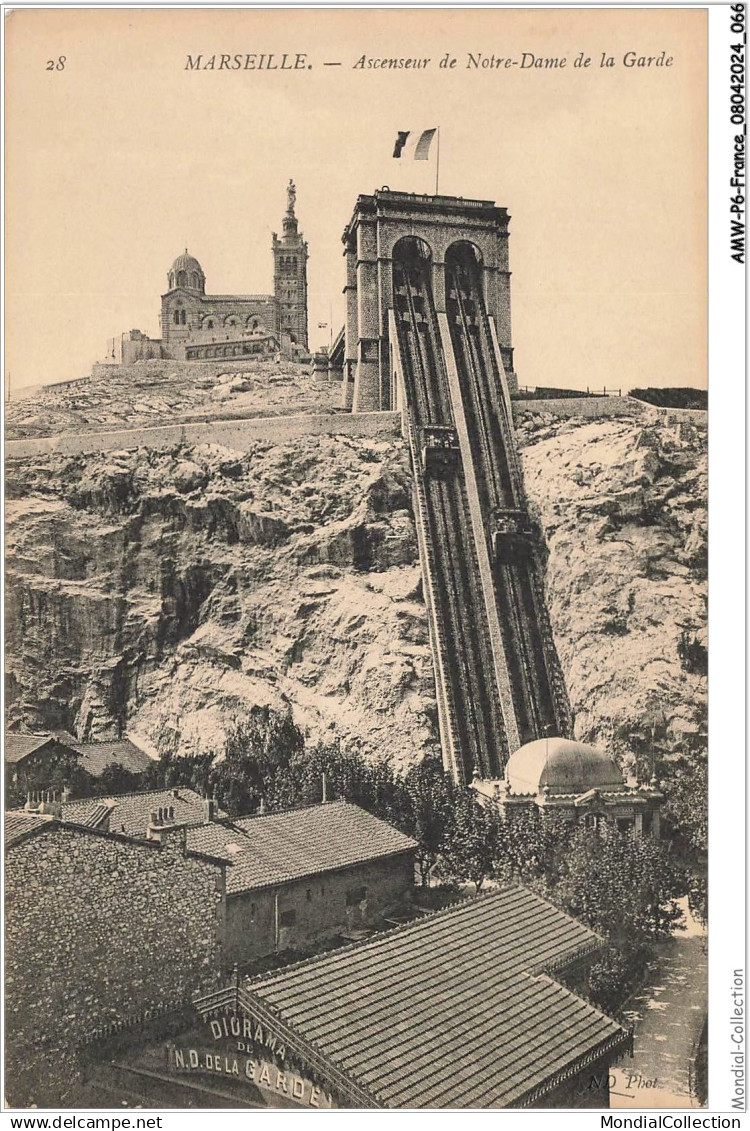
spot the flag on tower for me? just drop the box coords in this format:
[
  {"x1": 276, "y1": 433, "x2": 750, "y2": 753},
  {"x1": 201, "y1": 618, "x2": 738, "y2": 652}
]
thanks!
[{"x1": 392, "y1": 128, "x2": 438, "y2": 160}]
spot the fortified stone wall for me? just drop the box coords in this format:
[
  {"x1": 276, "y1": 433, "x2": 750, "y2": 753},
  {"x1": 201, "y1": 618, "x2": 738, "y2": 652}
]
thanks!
[
  {"x1": 225, "y1": 852, "x2": 415, "y2": 966},
  {"x1": 512, "y1": 395, "x2": 708, "y2": 426},
  {"x1": 121, "y1": 336, "x2": 165, "y2": 366},
  {"x1": 5, "y1": 410, "x2": 402, "y2": 460},
  {"x1": 90, "y1": 357, "x2": 281, "y2": 383},
  {"x1": 512, "y1": 396, "x2": 644, "y2": 420},
  {"x1": 5, "y1": 824, "x2": 225, "y2": 1106}
]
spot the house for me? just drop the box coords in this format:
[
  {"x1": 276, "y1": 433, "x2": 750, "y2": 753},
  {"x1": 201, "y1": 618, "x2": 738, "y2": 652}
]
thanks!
[
  {"x1": 4, "y1": 794, "x2": 419, "y2": 1107},
  {"x1": 70, "y1": 739, "x2": 154, "y2": 779},
  {"x1": 83, "y1": 887, "x2": 630, "y2": 1109},
  {"x1": 4, "y1": 733, "x2": 154, "y2": 805},
  {"x1": 186, "y1": 800, "x2": 418, "y2": 964},
  {"x1": 4, "y1": 732, "x2": 82, "y2": 783},
  {"x1": 60, "y1": 786, "x2": 219, "y2": 835},
  {"x1": 4, "y1": 814, "x2": 227, "y2": 1108},
  {"x1": 18, "y1": 788, "x2": 417, "y2": 963}
]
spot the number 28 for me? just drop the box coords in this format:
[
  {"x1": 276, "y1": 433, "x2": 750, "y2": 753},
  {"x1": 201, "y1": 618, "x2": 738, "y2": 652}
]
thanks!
[{"x1": 46, "y1": 56, "x2": 66, "y2": 71}]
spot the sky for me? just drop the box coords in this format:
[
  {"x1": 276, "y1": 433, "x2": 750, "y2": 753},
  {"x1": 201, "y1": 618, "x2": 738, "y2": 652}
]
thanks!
[{"x1": 5, "y1": 8, "x2": 706, "y2": 393}]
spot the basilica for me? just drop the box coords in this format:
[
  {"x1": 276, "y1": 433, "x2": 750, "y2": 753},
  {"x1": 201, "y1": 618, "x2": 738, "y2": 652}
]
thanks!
[{"x1": 117, "y1": 181, "x2": 308, "y2": 365}]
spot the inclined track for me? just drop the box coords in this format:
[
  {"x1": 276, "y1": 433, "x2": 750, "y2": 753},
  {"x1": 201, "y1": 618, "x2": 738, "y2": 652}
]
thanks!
[
  {"x1": 445, "y1": 251, "x2": 572, "y2": 746},
  {"x1": 393, "y1": 252, "x2": 508, "y2": 781}
]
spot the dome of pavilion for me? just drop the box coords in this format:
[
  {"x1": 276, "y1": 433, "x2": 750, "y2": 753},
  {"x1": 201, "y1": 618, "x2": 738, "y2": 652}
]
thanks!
[{"x1": 505, "y1": 737, "x2": 625, "y2": 797}]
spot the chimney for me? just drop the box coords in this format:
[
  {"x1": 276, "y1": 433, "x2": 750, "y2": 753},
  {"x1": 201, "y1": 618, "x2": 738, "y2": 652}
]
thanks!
[
  {"x1": 322, "y1": 773, "x2": 328, "y2": 804},
  {"x1": 61, "y1": 785, "x2": 71, "y2": 804},
  {"x1": 203, "y1": 796, "x2": 215, "y2": 824},
  {"x1": 40, "y1": 790, "x2": 63, "y2": 818},
  {"x1": 147, "y1": 803, "x2": 178, "y2": 842},
  {"x1": 259, "y1": 796, "x2": 266, "y2": 815}
]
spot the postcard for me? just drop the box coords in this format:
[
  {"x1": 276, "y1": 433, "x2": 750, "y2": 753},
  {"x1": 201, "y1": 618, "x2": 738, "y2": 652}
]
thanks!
[{"x1": 2, "y1": 5, "x2": 740, "y2": 1123}]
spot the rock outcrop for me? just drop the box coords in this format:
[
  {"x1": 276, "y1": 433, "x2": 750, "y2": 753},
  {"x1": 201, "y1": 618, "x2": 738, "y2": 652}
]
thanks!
[
  {"x1": 5, "y1": 407, "x2": 707, "y2": 777},
  {"x1": 517, "y1": 410, "x2": 707, "y2": 769},
  {"x1": 5, "y1": 435, "x2": 437, "y2": 773},
  {"x1": 6, "y1": 359, "x2": 341, "y2": 440}
]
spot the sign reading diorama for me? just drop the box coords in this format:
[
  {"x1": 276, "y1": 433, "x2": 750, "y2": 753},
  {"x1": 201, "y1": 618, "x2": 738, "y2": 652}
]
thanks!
[{"x1": 168, "y1": 1010, "x2": 334, "y2": 1108}]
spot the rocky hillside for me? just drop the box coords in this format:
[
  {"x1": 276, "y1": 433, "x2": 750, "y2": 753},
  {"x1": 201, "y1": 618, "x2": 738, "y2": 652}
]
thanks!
[
  {"x1": 517, "y1": 409, "x2": 707, "y2": 771},
  {"x1": 6, "y1": 359, "x2": 341, "y2": 440},
  {"x1": 5, "y1": 407, "x2": 707, "y2": 777},
  {"x1": 5, "y1": 435, "x2": 436, "y2": 773}
]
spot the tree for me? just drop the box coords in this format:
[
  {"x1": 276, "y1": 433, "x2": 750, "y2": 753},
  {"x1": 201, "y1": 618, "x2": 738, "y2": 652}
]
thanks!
[
  {"x1": 556, "y1": 823, "x2": 690, "y2": 943},
  {"x1": 663, "y1": 755, "x2": 707, "y2": 855},
  {"x1": 92, "y1": 763, "x2": 144, "y2": 797},
  {"x1": 495, "y1": 808, "x2": 574, "y2": 887},
  {"x1": 211, "y1": 708, "x2": 305, "y2": 817},
  {"x1": 587, "y1": 940, "x2": 652, "y2": 1015},
  {"x1": 402, "y1": 757, "x2": 458, "y2": 885},
  {"x1": 440, "y1": 794, "x2": 501, "y2": 892}
]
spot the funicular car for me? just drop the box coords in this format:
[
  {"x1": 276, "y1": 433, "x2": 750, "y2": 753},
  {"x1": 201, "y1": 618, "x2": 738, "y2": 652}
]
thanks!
[
  {"x1": 421, "y1": 426, "x2": 460, "y2": 474},
  {"x1": 490, "y1": 508, "x2": 534, "y2": 561}
]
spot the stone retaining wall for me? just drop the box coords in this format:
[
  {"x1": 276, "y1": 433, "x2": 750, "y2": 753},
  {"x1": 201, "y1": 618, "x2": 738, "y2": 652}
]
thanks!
[
  {"x1": 512, "y1": 395, "x2": 707, "y2": 426},
  {"x1": 5, "y1": 411, "x2": 402, "y2": 459},
  {"x1": 5, "y1": 398, "x2": 706, "y2": 462},
  {"x1": 90, "y1": 358, "x2": 279, "y2": 383},
  {"x1": 512, "y1": 395, "x2": 645, "y2": 420}
]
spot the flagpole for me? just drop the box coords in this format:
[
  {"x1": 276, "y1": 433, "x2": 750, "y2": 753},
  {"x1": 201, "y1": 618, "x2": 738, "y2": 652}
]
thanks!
[{"x1": 435, "y1": 127, "x2": 440, "y2": 196}]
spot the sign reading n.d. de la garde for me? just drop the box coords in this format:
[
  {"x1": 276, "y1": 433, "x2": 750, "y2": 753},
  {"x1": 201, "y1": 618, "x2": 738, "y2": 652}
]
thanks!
[{"x1": 167, "y1": 1010, "x2": 334, "y2": 1108}]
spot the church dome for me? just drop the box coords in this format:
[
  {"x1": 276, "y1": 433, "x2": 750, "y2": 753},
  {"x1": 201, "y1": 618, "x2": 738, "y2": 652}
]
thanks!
[
  {"x1": 171, "y1": 251, "x2": 203, "y2": 275},
  {"x1": 505, "y1": 738, "x2": 625, "y2": 796},
  {"x1": 168, "y1": 250, "x2": 205, "y2": 293}
]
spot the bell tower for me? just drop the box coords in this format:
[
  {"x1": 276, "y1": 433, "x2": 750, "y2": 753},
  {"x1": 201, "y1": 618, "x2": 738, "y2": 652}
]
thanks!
[{"x1": 272, "y1": 180, "x2": 309, "y2": 351}]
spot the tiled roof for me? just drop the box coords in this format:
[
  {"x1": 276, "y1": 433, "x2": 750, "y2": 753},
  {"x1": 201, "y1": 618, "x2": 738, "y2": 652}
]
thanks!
[
  {"x1": 5, "y1": 810, "x2": 55, "y2": 848},
  {"x1": 187, "y1": 801, "x2": 417, "y2": 896},
  {"x1": 62, "y1": 788, "x2": 210, "y2": 838},
  {"x1": 4, "y1": 734, "x2": 54, "y2": 763},
  {"x1": 73, "y1": 740, "x2": 153, "y2": 777},
  {"x1": 74, "y1": 802, "x2": 114, "y2": 829},
  {"x1": 246, "y1": 887, "x2": 627, "y2": 1108}
]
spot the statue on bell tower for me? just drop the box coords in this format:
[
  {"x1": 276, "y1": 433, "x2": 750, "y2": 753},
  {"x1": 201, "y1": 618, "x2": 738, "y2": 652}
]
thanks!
[{"x1": 272, "y1": 179, "x2": 308, "y2": 351}]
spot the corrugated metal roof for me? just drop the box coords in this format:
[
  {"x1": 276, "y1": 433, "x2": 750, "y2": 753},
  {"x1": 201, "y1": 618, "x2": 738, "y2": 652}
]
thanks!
[
  {"x1": 246, "y1": 887, "x2": 626, "y2": 1108},
  {"x1": 187, "y1": 801, "x2": 417, "y2": 895}
]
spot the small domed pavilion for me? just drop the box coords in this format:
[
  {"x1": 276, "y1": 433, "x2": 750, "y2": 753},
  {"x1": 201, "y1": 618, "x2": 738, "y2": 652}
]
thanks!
[{"x1": 473, "y1": 737, "x2": 663, "y2": 837}]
